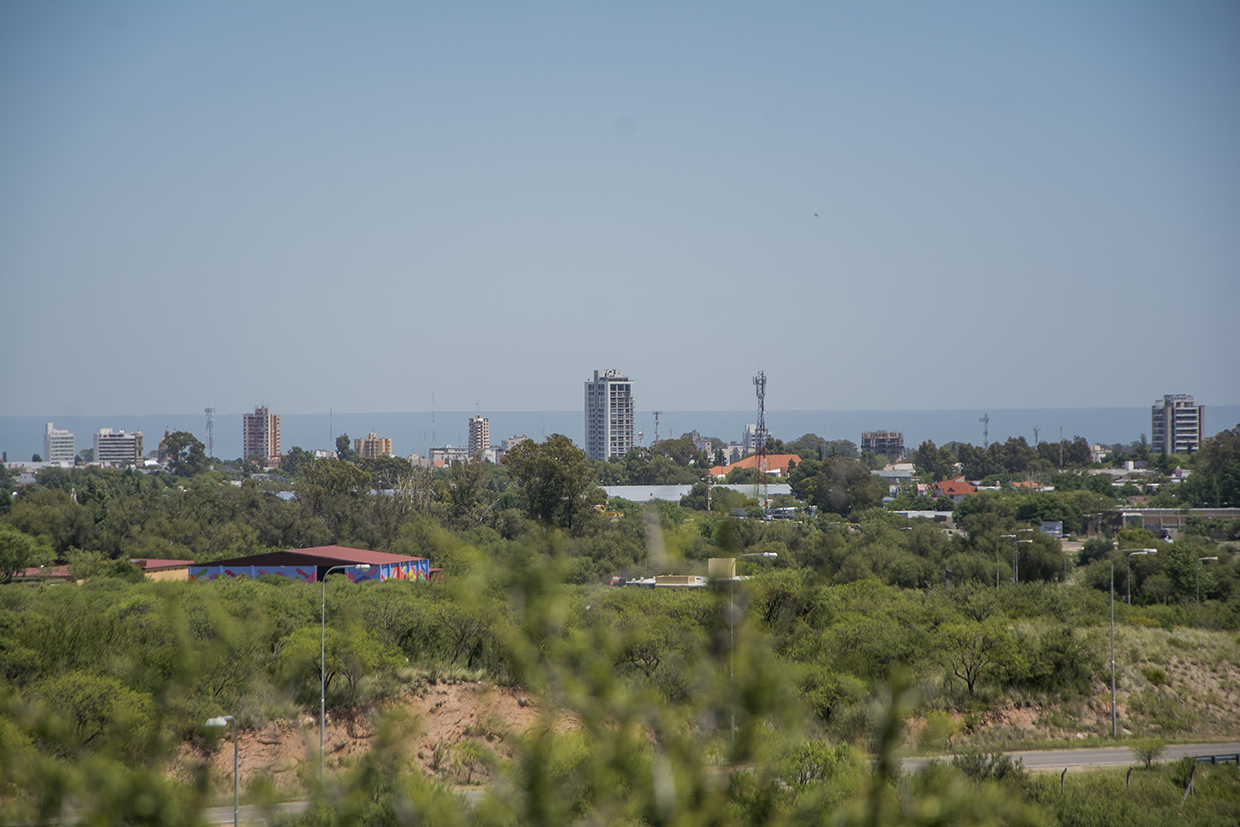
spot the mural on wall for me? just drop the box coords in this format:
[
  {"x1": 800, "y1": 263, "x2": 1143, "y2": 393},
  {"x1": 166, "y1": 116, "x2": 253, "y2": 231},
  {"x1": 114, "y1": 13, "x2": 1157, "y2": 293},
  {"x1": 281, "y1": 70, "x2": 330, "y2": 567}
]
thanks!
[{"x1": 190, "y1": 559, "x2": 430, "y2": 583}]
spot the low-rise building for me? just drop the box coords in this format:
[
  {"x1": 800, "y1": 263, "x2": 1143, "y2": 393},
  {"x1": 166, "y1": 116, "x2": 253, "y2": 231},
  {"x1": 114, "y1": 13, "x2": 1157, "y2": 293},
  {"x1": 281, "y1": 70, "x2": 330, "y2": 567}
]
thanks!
[{"x1": 934, "y1": 476, "x2": 977, "y2": 504}]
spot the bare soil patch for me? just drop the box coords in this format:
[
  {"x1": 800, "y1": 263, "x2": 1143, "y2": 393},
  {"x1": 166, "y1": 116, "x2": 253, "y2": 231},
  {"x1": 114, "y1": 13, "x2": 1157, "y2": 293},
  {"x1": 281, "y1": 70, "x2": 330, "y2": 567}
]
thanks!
[{"x1": 178, "y1": 680, "x2": 569, "y2": 795}]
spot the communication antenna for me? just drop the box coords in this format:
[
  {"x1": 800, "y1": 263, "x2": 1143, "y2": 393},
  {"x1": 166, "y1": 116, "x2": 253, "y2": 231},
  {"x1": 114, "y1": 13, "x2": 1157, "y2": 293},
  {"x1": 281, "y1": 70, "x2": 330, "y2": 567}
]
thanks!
[
  {"x1": 1059, "y1": 426, "x2": 1064, "y2": 468},
  {"x1": 431, "y1": 393, "x2": 436, "y2": 447},
  {"x1": 653, "y1": 411, "x2": 662, "y2": 445},
  {"x1": 204, "y1": 408, "x2": 215, "y2": 458},
  {"x1": 754, "y1": 371, "x2": 768, "y2": 509},
  {"x1": 1033, "y1": 425, "x2": 1040, "y2": 445},
  {"x1": 980, "y1": 413, "x2": 989, "y2": 450}
]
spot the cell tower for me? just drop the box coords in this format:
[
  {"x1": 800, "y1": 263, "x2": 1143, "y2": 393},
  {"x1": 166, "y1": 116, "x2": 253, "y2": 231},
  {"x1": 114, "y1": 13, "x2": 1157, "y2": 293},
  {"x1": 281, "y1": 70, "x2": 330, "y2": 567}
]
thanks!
[
  {"x1": 204, "y1": 408, "x2": 215, "y2": 458},
  {"x1": 979, "y1": 413, "x2": 989, "y2": 450},
  {"x1": 754, "y1": 371, "x2": 768, "y2": 508},
  {"x1": 653, "y1": 411, "x2": 663, "y2": 445}
]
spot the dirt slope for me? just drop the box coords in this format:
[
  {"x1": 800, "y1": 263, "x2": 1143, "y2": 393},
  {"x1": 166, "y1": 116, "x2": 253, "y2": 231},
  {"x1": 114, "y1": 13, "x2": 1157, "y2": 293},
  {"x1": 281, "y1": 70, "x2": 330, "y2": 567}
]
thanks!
[{"x1": 181, "y1": 680, "x2": 553, "y2": 793}]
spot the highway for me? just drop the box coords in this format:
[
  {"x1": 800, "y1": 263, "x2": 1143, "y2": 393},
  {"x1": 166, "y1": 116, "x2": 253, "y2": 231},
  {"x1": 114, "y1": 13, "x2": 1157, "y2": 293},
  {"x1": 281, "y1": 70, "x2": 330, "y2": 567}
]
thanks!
[
  {"x1": 197, "y1": 743, "x2": 1240, "y2": 823},
  {"x1": 901, "y1": 741, "x2": 1240, "y2": 774}
]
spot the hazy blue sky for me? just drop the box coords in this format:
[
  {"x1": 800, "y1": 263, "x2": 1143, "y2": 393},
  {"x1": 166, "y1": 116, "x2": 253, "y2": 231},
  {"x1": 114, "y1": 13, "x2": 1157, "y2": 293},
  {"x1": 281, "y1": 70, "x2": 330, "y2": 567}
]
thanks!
[{"x1": 2, "y1": 1, "x2": 1237, "y2": 418}]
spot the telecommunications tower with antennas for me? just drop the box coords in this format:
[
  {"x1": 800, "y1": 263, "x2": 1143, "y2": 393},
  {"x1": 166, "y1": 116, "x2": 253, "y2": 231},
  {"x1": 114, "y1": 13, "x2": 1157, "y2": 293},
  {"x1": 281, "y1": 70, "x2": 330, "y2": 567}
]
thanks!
[
  {"x1": 979, "y1": 413, "x2": 989, "y2": 450},
  {"x1": 204, "y1": 408, "x2": 215, "y2": 458},
  {"x1": 754, "y1": 371, "x2": 768, "y2": 509},
  {"x1": 653, "y1": 411, "x2": 662, "y2": 445}
]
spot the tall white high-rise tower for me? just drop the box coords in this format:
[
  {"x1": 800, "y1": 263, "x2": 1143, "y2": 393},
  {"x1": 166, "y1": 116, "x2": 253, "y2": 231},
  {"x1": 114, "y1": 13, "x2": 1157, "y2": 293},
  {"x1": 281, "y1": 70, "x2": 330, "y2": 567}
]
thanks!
[{"x1": 584, "y1": 369, "x2": 635, "y2": 461}]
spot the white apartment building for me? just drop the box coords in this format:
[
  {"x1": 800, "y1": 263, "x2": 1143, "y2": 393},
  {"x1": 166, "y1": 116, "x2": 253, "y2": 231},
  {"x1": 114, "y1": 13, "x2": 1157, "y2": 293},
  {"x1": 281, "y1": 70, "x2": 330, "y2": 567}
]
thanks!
[
  {"x1": 468, "y1": 415, "x2": 490, "y2": 459},
  {"x1": 1151, "y1": 394, "x2": 1204, "y2": 455},
  {"x1": 585, "y1": 369, "x2": 635, "y2": 461},
  {"x1": 95, "y1": 428, "x2": 143, "y2": 467},
  {"x1": 742, "y1": 423, "x2": 767, "y2": 456},
  {"x1": 501, "y1": 435, "x2": 531, "y2": 452},
  {"x1": 44, "y1": 422, "x2": 76, "y2": 465},
  {"x1": 429, "y1": 445, "x2": 472, "y2": 465}
]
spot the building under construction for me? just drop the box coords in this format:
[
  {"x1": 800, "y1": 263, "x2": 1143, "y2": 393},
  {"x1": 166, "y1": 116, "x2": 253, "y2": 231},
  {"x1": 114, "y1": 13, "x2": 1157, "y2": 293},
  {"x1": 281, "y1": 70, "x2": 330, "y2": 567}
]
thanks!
[{"x1": 862, "y1": 431, "x2": 905, "y2": 461}]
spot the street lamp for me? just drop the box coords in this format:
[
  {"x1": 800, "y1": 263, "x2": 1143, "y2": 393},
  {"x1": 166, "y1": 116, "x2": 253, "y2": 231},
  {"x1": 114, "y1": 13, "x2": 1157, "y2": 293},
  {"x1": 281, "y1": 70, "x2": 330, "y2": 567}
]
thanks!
[
  {"x1": 321, "y1": 563, "x2": 371, "y2": 780},
  {"x1": 1015, "y1": 529, "x2": 1035, "y2": 585},
  {"x1": 1109, "y1": 562, "x2": 1116, "y2": 737},
  {"x1": 996, "y1": 535, "x2": 1015, "y2": 588},
  {"x1": 1197, "y1": 557, "x2": 1219, "y2": 605},
  {"x1": 205, "y1": 715, "x2": 237, "y2": 827},
  {"x1": 1126, "y1": 549, "x2": 1156, "y2": 606},
  {"x1": 729, "y1": 552, "x2": 777, "y2": 747}
]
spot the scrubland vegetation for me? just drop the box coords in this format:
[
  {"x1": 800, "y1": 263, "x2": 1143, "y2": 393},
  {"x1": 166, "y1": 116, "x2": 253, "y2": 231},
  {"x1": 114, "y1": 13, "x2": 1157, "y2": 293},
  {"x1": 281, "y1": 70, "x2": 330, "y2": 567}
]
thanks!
[{"x1": 1, "y1": 429, "x2": 1238, "y2": 824}]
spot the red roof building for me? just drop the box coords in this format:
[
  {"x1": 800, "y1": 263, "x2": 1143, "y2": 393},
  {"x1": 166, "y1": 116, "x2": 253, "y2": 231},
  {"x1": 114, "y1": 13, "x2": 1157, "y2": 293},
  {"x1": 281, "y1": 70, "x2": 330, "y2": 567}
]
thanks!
[
  {"x1": 934, "y1": 476, "x2": 977, "y2": 504},
  {"x1": 709, "y1": 453, "x2": 802, "y2": 478},
  {"x1": 190, "y1": 545, "x2": 431, "y2": 584}
]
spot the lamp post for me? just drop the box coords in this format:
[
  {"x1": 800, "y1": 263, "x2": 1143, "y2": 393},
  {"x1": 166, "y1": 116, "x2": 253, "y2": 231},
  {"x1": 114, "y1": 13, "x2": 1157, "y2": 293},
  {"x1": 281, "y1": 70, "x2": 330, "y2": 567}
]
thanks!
[
  {"x1": 996, "y1": 535, "x2": 1015, "y2": 588},
  {"x1": 1197, "y1": 557, "x2": 1219, "y2": 605},
  {"x1": 1109, "y1": 562, "x2": 1116, "y2": 738},
  {"x1": 205, "y1": 715, "x2": 237, "y2": 827},
  {"x1": 322, "y1": 563, "x2": 371, "y2": 780},
  {"x1": 1015, "y1": 529, "x2": 1034, "y2": 585},
  {"x1": 729, "y1": 552, "x2": 777, "y2": 747},
  {"x1": 1126, "y1": 549, "x2": 1156, "y2": 606}
]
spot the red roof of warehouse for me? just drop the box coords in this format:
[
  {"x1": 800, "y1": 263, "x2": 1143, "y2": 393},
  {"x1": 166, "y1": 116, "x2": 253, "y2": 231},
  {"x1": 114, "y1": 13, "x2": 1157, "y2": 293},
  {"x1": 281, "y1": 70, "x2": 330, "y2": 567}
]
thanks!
[{"x1": 201, "y1": 545, "x2": 426, "y2": 568}]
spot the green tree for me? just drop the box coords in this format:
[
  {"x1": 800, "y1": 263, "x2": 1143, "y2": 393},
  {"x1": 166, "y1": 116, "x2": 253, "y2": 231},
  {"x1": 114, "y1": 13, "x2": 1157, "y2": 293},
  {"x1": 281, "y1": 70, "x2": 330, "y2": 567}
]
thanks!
[
  {"x1": 937, "y1": 619, "x2": 1016, "y2": 699},
  {"x1": 912, "y1": 440, "x2": 955, "y2": 482},
  {"x1": 0, "y1": 524, "x2": 51, "y2": 583},
  {"x1": 335, "y1": 433, "x2": 359, "y2": 464},
  {"x1": 161, "y1": 431, "x2": 208, "y2": 477},
  {"x1": 297, "y1": 457, "x2": 371, "y2": 539},
  {"x1": 281, "y1": 445, "x2": 317, "y2": 478},
  {"x1": 504, "y1": 435, "x2": 603, "y2": 532}
]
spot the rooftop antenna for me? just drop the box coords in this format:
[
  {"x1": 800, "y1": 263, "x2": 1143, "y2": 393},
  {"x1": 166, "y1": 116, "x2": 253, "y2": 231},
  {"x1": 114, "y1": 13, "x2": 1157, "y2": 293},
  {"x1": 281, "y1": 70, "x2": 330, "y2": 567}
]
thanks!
[
  {"x1": 980, "y1": 413, "x2": 989, "y2": 450},
  {"x1": 653, "y1": 411, "x2": 662, "y2": 444},
  {"x1": 754, "y1": 371, "x2": 768, "y2": 508},
  {"x1": 204, "y1": 408, "x2": 215, "y2": 458}
]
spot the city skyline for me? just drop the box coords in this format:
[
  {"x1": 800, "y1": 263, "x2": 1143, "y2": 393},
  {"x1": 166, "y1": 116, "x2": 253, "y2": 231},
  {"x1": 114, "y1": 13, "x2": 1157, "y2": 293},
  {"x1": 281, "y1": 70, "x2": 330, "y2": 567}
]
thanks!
[{"x1": 2, "y1": 2, "x2": 1238, "y2": 417}]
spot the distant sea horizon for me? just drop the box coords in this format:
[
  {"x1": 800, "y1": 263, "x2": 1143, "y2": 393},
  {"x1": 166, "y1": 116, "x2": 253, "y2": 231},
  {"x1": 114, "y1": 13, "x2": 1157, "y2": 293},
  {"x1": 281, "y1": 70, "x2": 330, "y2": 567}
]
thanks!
[{"x1": 4, "y1": 406, "x2": 1238, "y2": 466}]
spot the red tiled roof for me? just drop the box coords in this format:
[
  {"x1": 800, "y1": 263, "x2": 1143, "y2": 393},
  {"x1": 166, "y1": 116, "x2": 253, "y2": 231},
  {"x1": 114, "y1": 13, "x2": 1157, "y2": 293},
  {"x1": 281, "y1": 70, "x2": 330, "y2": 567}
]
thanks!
[
  {"x1": 710, "y1": 454, "x2": 802, "y2": 477},
  {"x1": 935, "y1": 477, "x2": 977, "y2": 496}
]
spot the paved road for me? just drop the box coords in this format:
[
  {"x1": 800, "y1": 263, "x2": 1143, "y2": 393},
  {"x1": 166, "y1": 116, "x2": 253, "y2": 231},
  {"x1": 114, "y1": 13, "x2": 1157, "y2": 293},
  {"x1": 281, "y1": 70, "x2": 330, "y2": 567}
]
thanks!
[
  {"x1": 196, "y1": 744, "x2": 1240, "y2": 823},
  {"x1": 902, "y1": 742, "x2": 1240, "y2": 774},
  {"x1": 202, "y1": 801, "x2": 309, "y2": 825}
]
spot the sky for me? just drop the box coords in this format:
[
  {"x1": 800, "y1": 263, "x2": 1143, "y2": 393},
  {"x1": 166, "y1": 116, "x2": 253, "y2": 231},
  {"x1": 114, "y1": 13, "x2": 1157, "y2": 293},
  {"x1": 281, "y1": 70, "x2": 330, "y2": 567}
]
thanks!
[{"x1": 2, "y1": 1, "x2": 1238, "y2": 418}]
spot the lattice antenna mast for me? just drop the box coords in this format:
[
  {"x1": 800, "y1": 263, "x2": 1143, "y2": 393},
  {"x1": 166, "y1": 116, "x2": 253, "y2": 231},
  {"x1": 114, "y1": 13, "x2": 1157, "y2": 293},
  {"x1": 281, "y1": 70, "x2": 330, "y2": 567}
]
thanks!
[
  {"x1": 653, "y1": 411, "x2": 662, "y2": 445},
  {"x1": 204, "y1": 408, "x2": 215, "y2": 458},
  {"x1": 754, "y1": 371, "x2": 768, "y2": 508},
  {"x1": 980, "y1": 413, "x2": 989, "y2": 450}
]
